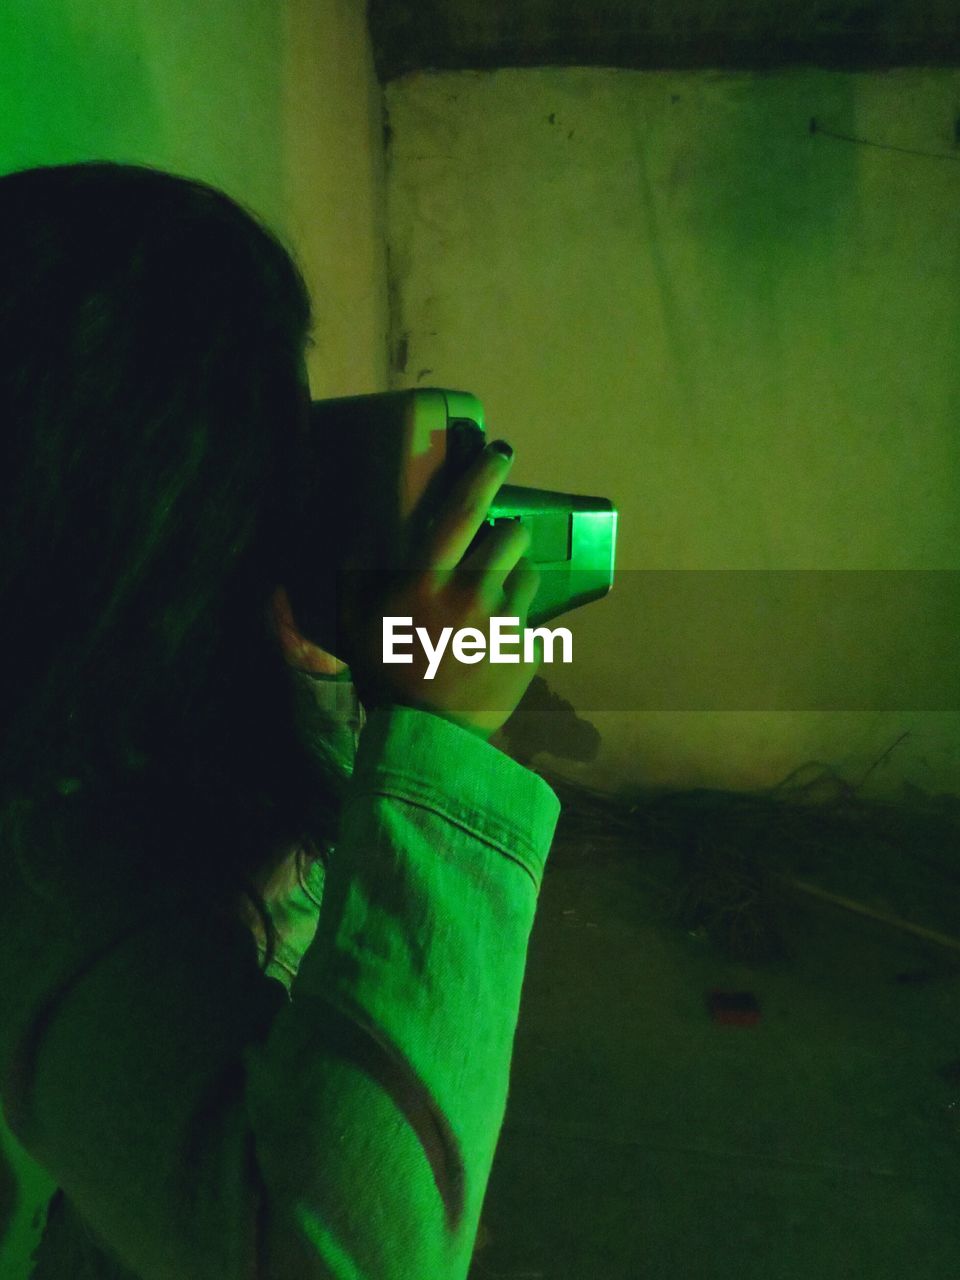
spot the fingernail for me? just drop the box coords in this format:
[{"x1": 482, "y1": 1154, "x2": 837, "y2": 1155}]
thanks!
[{"x1": 486, "y1": 439, "x2": 513, "y2": 460}]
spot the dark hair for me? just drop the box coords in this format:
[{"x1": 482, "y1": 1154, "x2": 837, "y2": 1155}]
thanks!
[{"x1": 0, "y1": 161, "x2": 348, "y2": 971}]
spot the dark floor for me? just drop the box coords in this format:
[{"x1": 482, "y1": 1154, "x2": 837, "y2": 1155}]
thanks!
[{"x1": 469, "y1": 819, "x2": 960, "y2": 1280}]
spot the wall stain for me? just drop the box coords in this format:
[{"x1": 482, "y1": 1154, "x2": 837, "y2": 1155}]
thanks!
[{"x1": 393, "y1": 332, "x2": 410, "y2": 374}]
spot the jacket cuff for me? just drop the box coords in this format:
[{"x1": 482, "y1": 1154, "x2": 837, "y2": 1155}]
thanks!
[{"x1": 349, "y1": 703, "x2": 561, "y2": 891}]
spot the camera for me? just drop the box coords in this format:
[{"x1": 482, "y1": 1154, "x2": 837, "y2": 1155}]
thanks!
[{"x1": 283, "y1": 387, "x2": 618, "y2": 658}]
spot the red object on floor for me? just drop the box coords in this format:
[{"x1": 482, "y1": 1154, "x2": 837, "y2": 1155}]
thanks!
[{"x1": 708, "y1": 989, "x2": 761, "y2": 1026}]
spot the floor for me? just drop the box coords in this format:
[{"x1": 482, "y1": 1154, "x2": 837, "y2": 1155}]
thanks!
[{"x1": 469, "y1": 817, "x2": 960, "y2": 1279}]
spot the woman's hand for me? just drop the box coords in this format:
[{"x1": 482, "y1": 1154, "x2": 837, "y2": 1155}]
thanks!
[{"x1": 339, "y1": 440, "x2": 542, "y2": 741}]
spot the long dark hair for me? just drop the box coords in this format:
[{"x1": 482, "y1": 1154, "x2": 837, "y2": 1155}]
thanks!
[{"x1": 0, "y1": 161, "x2": 348, "y2": 971}]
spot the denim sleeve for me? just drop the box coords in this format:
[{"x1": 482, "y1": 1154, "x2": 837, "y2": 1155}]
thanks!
[
  {"x1": 4, "y1": 684, "x2": 561, "y2": 1280},
  {"x1": 244, "y1": 699, "x2": 561, "y2": 1279}
]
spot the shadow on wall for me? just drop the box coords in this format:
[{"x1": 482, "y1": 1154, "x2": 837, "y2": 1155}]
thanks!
[{"x1": 496, "y1": 675, "x2": 601, "y2": 767}]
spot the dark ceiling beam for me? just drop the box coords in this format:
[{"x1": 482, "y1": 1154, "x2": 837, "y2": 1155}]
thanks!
[{"x1": 367, "y1": 1, "x2": 960, "y2": 82}]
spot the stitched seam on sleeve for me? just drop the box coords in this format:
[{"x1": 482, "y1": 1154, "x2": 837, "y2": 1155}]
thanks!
[
  {"x1": 345, "y1": 785, "x2": 542, "y2": 895},
  {"x1": 351, "y1": 760, "x2": 549, "y2": 855}
]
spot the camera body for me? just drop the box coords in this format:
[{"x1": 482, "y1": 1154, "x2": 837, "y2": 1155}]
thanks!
[{"x1": 283, "y1": 387, "x2": 617, "y2": 657}]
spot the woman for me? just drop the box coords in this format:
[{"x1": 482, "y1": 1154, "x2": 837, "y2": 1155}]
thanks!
[{"x1": 0, "y1": 161, "x2": 560, "y2": 1279}]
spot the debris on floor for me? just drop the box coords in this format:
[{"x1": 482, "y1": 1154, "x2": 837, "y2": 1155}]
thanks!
[{"x1": 708, "y1": 988, "x2": 762, "y2": 1027}]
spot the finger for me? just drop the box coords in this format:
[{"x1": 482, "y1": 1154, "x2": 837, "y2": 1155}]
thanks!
[
  {"x1": 425, "y1": 441, "x2": 515, "y2": 571},
  {"x1": 501, "y1": 558, "x2": 541, "y2": 623},
  {"x1": 461, "y1": 516, "x2": 531, "y2": 573},
  {"x1": 457, "y1": 523, "x2": 533, "y2": 613}
]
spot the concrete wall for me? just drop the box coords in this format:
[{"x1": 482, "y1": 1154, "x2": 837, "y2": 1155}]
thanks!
[
  {"x1": 0, "y1": 3, "x2": 388, "y2": 1273},
  {"x1": 382, "y1": 65, "x2": 960, "y2": 803}
]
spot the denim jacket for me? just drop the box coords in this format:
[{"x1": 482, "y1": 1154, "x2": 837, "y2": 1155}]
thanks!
[{"x1": 0, "y1": 672, "x2": 560, "y2": 1279}]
